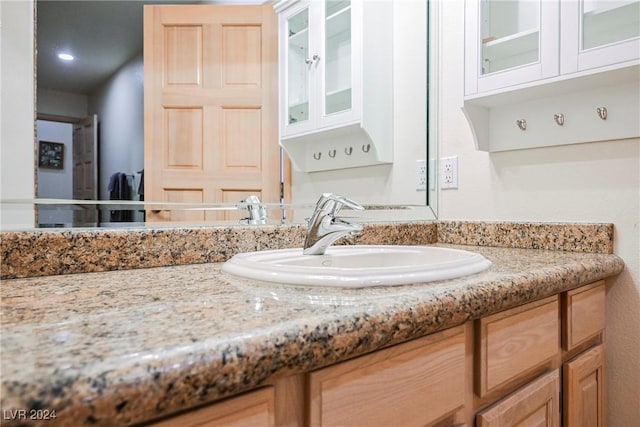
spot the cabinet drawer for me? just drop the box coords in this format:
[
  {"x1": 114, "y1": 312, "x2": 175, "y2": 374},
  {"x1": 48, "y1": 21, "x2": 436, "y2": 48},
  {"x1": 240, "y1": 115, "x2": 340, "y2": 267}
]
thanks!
[
  {"x1": 476, "y1": 296, "x2": 559, "y2": 398},
  {"x1": 476, "y1": 369, "x2": 560, "y2": 427},
  {"x1": 562, "y1": 281, "x2": 605, "y2": 352},
  {"x1": 148, "y1": 387, "x2": 275, "y2": 427},
  {"x1": 308, "y1": 326, "x2": 466, "y2": 427}
]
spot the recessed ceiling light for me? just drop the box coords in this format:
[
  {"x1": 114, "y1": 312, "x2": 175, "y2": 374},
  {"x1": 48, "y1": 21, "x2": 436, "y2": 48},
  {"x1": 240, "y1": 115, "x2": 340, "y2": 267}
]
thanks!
[{"x1": 57, "y1": 52, "x2": 74, "y2": 61}]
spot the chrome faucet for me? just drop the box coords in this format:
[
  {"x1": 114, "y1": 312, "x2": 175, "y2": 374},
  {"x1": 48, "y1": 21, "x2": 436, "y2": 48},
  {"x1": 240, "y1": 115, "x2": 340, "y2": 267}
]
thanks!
[
  {"x1": 237, "y1": 195, "x2": 267, "y2": 225},
  {"x1": 303, "y1": 193, "x2": 364, "y2": 255}
]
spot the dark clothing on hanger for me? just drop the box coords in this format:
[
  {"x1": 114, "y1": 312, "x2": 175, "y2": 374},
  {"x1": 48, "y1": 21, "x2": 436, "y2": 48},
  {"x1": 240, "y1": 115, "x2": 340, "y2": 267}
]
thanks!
[
  {"x1": 137, "y1": 169, "x2": 144, "y2": 201},
  {"x1": 107, "y1": 172, "x2": 133, "y2": 222}
]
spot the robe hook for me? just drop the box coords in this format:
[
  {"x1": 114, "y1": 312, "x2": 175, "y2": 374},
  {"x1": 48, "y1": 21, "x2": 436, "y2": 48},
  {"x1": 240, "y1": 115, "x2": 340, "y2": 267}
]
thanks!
[
  {"x1": 597, "y1": 107, "x2": 607, "y2": 120},
  {"x1": 554, "y1": 113, "x2": 565, "y2": 126}
]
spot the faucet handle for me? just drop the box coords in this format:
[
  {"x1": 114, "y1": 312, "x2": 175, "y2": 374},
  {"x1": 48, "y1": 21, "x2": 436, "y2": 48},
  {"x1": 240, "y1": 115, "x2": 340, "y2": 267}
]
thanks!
[
  {"x1": 303, "y1": 193, "x2": 364, "y2": 255},
  {"x1": 316, "y1": 193, "x2": 364, "y2": 216}
]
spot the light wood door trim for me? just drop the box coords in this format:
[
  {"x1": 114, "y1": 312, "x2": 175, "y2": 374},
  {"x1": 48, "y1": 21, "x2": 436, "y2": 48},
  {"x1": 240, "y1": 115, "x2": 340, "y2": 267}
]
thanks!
[{"x1": 144, "y1": 5, "x2": 280, "y2": 222}]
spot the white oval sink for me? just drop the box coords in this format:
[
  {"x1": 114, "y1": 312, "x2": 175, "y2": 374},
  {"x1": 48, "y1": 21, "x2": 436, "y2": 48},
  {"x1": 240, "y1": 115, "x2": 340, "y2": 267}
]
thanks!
[{"x1": 222, "y1": 245, "x2": 491, "y2": 288}]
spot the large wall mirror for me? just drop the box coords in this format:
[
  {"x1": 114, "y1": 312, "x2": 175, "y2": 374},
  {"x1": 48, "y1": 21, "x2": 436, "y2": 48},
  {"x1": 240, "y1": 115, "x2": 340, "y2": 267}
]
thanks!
[{"x1": 14, "y1": 0, "x2": 436, "y2": 229}]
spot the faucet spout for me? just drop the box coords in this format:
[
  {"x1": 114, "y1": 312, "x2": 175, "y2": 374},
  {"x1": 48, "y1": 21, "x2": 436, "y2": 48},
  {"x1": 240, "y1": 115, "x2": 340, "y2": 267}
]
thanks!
[
  {"x1": 237, "y1": 195, "x2": 267, "y2": 225},
  {"x1": 303, "y1": 193, "x2": 364, "y2": 255}
]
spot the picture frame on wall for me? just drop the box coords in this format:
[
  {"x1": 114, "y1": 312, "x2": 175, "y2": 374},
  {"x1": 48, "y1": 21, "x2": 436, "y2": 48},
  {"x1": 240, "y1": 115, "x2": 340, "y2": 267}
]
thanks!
[{"x1": 38, "y1": 141, "x2": 65, "y2": 170}]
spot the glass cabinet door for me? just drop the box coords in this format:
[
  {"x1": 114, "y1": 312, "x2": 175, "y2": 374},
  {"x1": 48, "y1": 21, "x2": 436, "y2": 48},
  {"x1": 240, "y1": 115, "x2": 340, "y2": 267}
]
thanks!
[
  {"x1": 323, "y1": 0, "x2": 352, "y2": 116},
  {"x1": 287, "y1": 8, "x2": 310, "y2": 126},
  {"x1": 560, "y1": 0, "x2": 639, "y2": 73},
  {"x1": 480, "y1": 0, "x2": 541, "y2": 75},
  {"x1": 582, "y1": 0, "x2": 640, "y2": 50},
  {"x1": 465, "y1": 0, "x2": 559, "y2": 95}
]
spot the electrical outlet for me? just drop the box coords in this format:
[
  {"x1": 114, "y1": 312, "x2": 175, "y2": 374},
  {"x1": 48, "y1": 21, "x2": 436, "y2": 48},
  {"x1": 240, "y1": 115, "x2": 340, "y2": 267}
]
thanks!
[
  {"x1": 416, "y1": 160, "x2": 427, "y2": 191},
  {"x1": 440, "y1": 156, "x2": 458, "y2": 189}
]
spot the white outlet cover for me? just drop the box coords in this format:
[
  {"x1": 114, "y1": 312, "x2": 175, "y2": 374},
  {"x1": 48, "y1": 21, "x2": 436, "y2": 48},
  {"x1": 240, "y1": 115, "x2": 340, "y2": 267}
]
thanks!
[
  {"x1": 416, "y1": 159, "x2": 427, "y2": 191},
  {"x1": 440, "y1": 156, "x2": 458, "y2": 189}
]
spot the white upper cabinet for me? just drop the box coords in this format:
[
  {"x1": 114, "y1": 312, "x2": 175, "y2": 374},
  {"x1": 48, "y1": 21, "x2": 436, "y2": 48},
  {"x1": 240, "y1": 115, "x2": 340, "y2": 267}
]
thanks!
[
  {"x1": 282, "y1": 0, "x2": 358, "y2": 136},
  {"x1": 463, "y1": 0, "x2": 640, "y2": 152},
  {"x1": 275, "y1": 0, "x2": 393, "y2": 172},
  {"x1": 465, "y1": 0, "x2": 640, "y2": 96},
  {"x1": 561, "y1": 0, "x2": 640, "y2": 74},
  {"x1": 464, "y1": 0, "x2": 560, "y2": 96}
]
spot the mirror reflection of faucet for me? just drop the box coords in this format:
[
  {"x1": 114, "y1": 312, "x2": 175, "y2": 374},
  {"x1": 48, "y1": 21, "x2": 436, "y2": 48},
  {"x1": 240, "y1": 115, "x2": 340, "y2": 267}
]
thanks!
[
  {"x1": 237, "y1": 195, "x2": 267, "y2": 225},
  {"x1": 303, "y1": 193, "x2": 364, "y2": 255}
]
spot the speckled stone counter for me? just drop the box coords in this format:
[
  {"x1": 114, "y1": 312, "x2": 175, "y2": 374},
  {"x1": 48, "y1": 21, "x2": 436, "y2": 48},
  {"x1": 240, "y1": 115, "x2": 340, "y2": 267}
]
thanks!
[
  {"x1": 1, "y1": 222, "x2": 438, "y2": 279},
  {"x1": 0, "y1": 243, "x2": 624, "y2": 426},
  {"x1": 0, "y1": 221, "x2": 614, "y2": 279}
]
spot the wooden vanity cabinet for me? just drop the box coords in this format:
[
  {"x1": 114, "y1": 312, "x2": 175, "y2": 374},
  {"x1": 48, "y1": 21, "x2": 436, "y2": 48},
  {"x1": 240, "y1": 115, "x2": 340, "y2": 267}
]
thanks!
[
  {"x1": 562, "y1": 281, "x2": 606, "y2": 427},
  {"x1": 475, "y1": 281, "x2": 606, "y2": 427},
  {"x1": 146, "y1": 281, "x2": 606, "y2": 427}
]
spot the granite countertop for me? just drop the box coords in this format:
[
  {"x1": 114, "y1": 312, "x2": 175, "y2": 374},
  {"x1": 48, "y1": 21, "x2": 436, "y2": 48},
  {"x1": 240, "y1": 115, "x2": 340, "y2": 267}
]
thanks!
[{"x1": 0, "y1": 243, "x2": 624, "y2": 426}]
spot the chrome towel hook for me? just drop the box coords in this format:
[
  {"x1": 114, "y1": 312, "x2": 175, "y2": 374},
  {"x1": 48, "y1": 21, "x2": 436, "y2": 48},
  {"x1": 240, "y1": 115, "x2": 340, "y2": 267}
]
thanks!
[
  {"x1": 328, "y1": 149, "x2": 336, "y2": 158},
  {"x1": 516, "y1": 119, "x2": 527, "y2": 131},
  {"x1": 313, "y1": 152, "x2": 321, "y2": 160},
  {"x1": 362, "y1": 144, "x2": 371, "y2": 153},
  {"x1": 345, "y1": 146, "x2": 353, "y2": 156},
  {"x1": 554, "y1": 113, "x2": 565, "y2": 126},
  {"x1": 597, "y1": 107, "x2": 608, "y2": 120}
]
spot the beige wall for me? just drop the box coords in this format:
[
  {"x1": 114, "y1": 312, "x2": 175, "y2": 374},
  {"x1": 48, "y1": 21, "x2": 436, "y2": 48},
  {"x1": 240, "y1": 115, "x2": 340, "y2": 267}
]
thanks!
[
  {"x1": 438, "y1": 1, "x2": 640, "y2": 425},
  {"x1": 0, "y1": 0, "x2": 35, "y2": 229}
]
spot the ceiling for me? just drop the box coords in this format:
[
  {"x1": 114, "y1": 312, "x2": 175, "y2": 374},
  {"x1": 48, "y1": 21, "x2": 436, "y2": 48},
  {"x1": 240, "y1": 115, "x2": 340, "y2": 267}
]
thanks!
[{"x1": 36, "y1": 0, "x2": 263, "y2": 95}]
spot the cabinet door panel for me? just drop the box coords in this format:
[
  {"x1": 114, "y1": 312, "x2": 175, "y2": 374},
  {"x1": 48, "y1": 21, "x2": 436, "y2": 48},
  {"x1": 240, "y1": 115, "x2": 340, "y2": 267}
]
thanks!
[
  {"x1": 283, "y1": 3, "x2": 313, "y2": 133},
  {"x1": 476, "y1": 296, "x2": 559, "y2": 398},
  {"x1": 476, "y1": 369, "x2": 560, "y2": 427},
  {"x1": 564, "y1": 344, "x2": 605, "y2": 427},
  {"x1": 562, "y1": 281, "x2": 605, "y2": 352},
  {"x1": 560, "y1": 0, "x2": 640, "y2": 74},
  {"x1": 308, "y1": 326, "x2": 466, "y2": 427},
  {"x1": 464, "y1": 0, "x2": 560, "y2": 95},
  {"x1": 148, "y1": 387, "x2": 275, "y2": 427}
]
